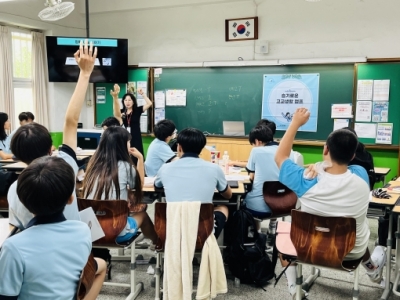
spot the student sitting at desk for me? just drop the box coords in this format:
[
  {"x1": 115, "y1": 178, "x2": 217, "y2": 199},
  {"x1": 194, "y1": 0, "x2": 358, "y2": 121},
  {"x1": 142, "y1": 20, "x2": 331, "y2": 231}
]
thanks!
[
  {"x1": 244, "y1": 125, "x2": 295, "y2": 235},
  {"x1": 154, "y1": 128, "x2": 232, "y2": 238},
  {"x1": 0, "y1": 156, "x2": 105, "y2": 300},
  {"x1": 7, "y1": 40, "x2": 95, "y2": 229},
  {"x1": 145, "y1": 119, "x2": 178, "y2": 177},
  {"x1": 18, "y1": 111, "x2": 35, "y2": 126},
  {"x1": 0, "y1": 112, "x2": 13, "y2": 160},
  {"x1": 82, "y1": 126, "x2": 158, "y2": 246},
  {"x1": 275, "y1": 108, "x2": 386, "y2": 298}
]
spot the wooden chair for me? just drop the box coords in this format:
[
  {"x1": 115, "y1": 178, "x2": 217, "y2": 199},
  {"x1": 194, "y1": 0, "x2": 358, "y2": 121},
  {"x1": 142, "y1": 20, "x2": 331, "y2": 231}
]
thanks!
[
  {"x1": 77, "y1": 198, "x2": 144, "y2": 300},
  {"x1": 276, "y1": 210, "x2": 363, "y2": 300},
  {"x1": 153, "y1": 202, "x2": 214, "y2": 300}
]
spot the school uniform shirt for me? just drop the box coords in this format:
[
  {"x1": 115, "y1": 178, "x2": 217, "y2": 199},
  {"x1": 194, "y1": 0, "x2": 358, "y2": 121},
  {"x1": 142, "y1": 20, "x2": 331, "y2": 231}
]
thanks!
[
  {"x1": 154, "y1": 153, "x2": 228, "y2": 203},
  {"x1": 0, "y1": 218, "x2": 91, "y2": 299},
  {"x1": 0, "y1": 135, "x2": 12, "y2": 154},
  {"x1": 279, "y1": 159, "x2": 370, "y2": 259},
  {"x1": 7, "y1": 145, "x2": 81, "y2": 229},
  {"x1": 244, "y1": 144, "x2": 294, "y2": 213},
  {"x1": 86, "y1": 160, "x2": 137, "y2": 236},
  {"x1": 145, "y1": 138, "x2": 176, "y2": 177}
]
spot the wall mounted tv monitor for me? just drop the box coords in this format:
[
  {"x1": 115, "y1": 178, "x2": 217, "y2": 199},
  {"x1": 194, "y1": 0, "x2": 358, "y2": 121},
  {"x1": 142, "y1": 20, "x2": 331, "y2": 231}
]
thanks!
[{"x1": 46, "y1": 36, "x2": 128, "y2": 83}]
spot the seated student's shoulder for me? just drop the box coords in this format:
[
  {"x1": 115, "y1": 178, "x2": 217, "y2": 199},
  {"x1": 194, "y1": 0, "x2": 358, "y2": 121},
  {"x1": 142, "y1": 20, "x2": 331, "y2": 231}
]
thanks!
[{"x1": 348, "y1": 164, "x2": 369, "y2": 184}]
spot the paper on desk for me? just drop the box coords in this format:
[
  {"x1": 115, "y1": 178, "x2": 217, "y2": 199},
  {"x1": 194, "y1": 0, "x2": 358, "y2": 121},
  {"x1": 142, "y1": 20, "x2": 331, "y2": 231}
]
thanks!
[
  {"x1": 144, "y1": 177, "x2": 155, "y2": 187},
  {"x1": 225, "y1": 174, "x2": 249, "y2": 181},
  {"x1": 79, "y1": 207, "x2": 105, "y2": 242}
]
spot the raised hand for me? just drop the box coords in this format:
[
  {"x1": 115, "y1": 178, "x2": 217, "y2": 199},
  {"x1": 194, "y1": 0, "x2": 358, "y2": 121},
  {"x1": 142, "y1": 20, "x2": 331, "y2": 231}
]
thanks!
[
  {"x1": 73, "y1": 39, "x2": 98, "y2": 77},
  {"x1": 291, "y1": 108, "x2": 310, "y2": 127},
  {"x1": 110, "y1": 84, "x2": 120, "y2": 97}
]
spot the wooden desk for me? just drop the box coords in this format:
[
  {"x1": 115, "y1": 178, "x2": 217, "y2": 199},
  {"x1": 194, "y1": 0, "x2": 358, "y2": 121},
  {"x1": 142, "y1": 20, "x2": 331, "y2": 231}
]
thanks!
[
  {"x1": 1, "y1": 161, "x2": 27, "y2": 171},
  {"x1": 0, "y1": 159, "x2": 16, "y2": 164},
  {"x1": 0, "y1": 218, "x2": 11, "y2": 247},
  {"x1": 375, "y1": 167, "x2": 391, "y2": 185}
]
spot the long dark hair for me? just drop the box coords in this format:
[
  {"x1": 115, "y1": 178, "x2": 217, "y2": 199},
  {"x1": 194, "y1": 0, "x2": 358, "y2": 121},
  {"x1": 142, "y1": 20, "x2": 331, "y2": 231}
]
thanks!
[
  {"x1": 0, "y1": 112, "x2": 9, "y2": 141},
  {"x1": 121, "y1": 93, "x2": 138, "y2": 115},
  {"x1": 82, "y1": 126, "x2": 142, "y2": 203}
]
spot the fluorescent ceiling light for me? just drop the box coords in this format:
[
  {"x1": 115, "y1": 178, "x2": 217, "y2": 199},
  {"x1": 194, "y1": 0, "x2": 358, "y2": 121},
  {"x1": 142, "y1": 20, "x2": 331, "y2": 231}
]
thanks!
[
  {"x1": 138, "y1": 62, "x2": 203, "y2": 68},
  {"x1": 279, "y1": 57, "x2": 367, "y2": 65},
  {"x1": 203, "y1": 60, "x2": 279, "y2": 67}
]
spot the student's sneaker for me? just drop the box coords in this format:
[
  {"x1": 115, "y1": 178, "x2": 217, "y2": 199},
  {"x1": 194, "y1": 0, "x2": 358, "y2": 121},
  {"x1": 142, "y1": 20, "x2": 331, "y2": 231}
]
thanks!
[
  {"x1": 366, "y1": 246, "x2": 387, "y2": 283},
  {"x1": 289, "y1": 284, "x2": 308, "y2": 299},
  {"x1": 148, "y1": 241, "x2": 156, "y2": 252}
]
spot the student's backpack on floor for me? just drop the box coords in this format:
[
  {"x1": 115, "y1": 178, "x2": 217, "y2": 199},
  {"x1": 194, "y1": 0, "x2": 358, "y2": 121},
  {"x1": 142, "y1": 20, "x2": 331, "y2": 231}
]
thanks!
[{"x1": 225, "y1": 208, "x2": 275, "y2": 288}]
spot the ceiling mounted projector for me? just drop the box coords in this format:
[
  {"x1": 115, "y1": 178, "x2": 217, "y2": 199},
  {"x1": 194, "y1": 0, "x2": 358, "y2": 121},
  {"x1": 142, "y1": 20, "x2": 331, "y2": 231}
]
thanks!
[{"x1": 38, "y1": 0, "x2": 75, "y2": 21}]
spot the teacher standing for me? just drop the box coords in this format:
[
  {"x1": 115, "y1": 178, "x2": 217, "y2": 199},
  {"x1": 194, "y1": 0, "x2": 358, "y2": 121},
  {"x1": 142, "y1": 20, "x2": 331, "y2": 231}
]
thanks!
[{"x1": 111, "y1": 84, "x2": 152, "y2": 164}]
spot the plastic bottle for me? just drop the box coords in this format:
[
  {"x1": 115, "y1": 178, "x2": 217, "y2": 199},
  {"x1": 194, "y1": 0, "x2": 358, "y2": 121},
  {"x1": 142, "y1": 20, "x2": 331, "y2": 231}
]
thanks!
[{"x1": 223, "y1": 151, "x2": 230, "y2": 174}]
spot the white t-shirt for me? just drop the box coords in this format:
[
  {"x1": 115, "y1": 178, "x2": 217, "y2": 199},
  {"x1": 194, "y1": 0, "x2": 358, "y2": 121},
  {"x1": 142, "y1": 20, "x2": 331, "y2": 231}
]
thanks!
[{"x1": 279, "y1": 159, "x2": 370, "y2": 259}]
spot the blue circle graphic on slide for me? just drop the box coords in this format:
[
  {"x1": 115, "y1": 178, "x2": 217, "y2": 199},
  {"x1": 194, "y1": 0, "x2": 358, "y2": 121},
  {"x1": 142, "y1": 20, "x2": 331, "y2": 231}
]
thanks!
[{"x1": 237, "y1": 24, "x2": 246, "y2": 34}]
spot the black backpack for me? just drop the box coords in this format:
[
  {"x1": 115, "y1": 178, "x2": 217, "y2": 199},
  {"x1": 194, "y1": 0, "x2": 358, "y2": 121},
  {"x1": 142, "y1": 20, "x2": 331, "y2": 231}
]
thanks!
[{"x1": 225, "y1": 208, "x2": 275, "y2": 287}]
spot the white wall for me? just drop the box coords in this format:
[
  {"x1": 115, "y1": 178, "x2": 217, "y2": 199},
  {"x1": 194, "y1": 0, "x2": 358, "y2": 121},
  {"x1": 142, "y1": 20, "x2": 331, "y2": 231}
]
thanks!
[
  {"x1": 89, "y1": 0, "x2": 400, "y2": 64},
  {"x1": 0, "y1": 0, "x2": 95, "y2": 132}
]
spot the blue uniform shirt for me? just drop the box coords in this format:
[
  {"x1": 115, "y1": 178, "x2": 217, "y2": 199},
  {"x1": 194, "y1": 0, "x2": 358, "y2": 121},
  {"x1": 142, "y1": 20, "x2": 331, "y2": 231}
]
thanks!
[
  {"x1": 0, "y1": 135, "x2": 11, "y2": 154},
  {"x1": 154, "y1": 153, "x2": 228, "y2": 203},
  {"x1": 145, "y1": 138, "x2": 176, "y2": 177}
]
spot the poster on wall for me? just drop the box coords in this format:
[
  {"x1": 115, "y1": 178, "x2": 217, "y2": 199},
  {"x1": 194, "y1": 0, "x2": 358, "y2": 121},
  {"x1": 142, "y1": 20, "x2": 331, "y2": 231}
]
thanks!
[
  {"x1": 372, "y1": 102, "x2": 389, "y2": 122},
  {"x1": 375, "y1": 123, "x2": 393, "y2": 144},
  {"x1": 96, "y1": 87, "x2": 106, "y2": 104},
  {"x1": 261, "y1": 74, "x2": 319, "y2": 132}
]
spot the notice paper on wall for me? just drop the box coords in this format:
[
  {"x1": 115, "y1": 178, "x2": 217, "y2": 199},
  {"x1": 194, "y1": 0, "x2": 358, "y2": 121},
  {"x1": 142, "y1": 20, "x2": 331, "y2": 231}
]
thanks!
[
  {"x1": 376, "y1": 123, "x2": 393, "y2": 144},
  {"x1": 354, "y1": 123, "x2": 377, "y2": 139},
  {"x1": 96, "y1": 87, "x2": 106, "y2": 104},
  {"x1": 166, "y1": 89, "x2": 187, "y2": 106},
  {"x1": 357, "y1": 80, "x2": 373, "y2": 100},
  {"x1": 154, "y1": 91, "x2": 165, "y2": 108},
  {"x1": 154, "y1": 108, "x2": 165, "y2": 124},
  {"x1": 333, "y1": 119, "x2": 349, "y2": 131},
  {"x1": 331, "y1": 103, "x2": 353, "y2": 118},
  {"x1": 140, "y1": 115, "x2": 148, "y2": 133},
  {"x1": 372, "y1": 101, "x2": 389, "y2": 122},
  {"x1": 355, "y1": 101, "x2": 372, "y2": 122},
  {"x1": 136, "y1": 81, "x2": 148, "y2": 107},
  {"x1": 373, "y1": 80, "x2": 390, "y2": 101}
]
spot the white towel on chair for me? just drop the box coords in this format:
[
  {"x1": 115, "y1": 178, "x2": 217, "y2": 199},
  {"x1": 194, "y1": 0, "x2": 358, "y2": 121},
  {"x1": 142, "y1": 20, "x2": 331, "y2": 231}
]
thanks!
[
  {"x1": 196, "y1": 234, "x2": 228, "y2": 299},
  {"x1": 163, "y1": 201, "x2": 200, "y2": 300}
]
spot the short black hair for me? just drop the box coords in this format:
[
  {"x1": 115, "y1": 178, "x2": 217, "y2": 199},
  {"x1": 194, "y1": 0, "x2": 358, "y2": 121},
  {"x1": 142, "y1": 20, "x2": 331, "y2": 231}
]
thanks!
[
  {"x1": 25, "y1": 112, "x2": 34, "y2": 121},
  {"x1": 177, "y1": 128, "x2": 206, "y2": 155},
  {"x1": 249, "y1": 125, "x2": 273, "y2": 145},
  {"x1": 256, "y1": 119, "x2": 276, "y2": 136},
  {"x1": 11, "y1": 123, "x2": 52, "y2": 164},
  {"x1": 101, "y1": 117, "x2": 121, "y2": 128},
  {"x1": 154, "y1": 119, "x2": 176, "y2": 141},
  {"x1": 17, "y1": 156, "x2": 75, "y2": 216},
  {"x1": 18, "y1": 112, "x2": 28, "y2": 122},
  {"x1": 326, "y1": 129, "x2": 358, "y2": 165}
]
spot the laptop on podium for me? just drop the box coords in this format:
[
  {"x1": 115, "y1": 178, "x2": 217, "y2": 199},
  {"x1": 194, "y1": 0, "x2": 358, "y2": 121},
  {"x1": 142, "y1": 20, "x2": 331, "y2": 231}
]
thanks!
[{"x1": 222, "y1": 121, "x2": 245, "y2": 136}]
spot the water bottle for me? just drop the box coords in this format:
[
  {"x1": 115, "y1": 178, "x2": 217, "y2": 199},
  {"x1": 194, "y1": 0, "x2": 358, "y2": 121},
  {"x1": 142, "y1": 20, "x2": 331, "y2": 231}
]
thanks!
[{"x1": 223, "y1": 151, "x2": 229, "y2": 174}]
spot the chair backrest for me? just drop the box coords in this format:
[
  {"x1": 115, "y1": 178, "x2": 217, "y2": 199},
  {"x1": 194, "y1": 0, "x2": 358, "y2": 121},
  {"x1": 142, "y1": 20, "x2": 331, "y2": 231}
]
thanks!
[
  {"x1": 77, "y1": 198, "x2": 129, "y2": 247},
  {"x1": 77, "y1": 253, "x2": 96, "y2": 300},
  {"x1": 290, "y1": 210, "x2": 357, "y2": 270},
  {"x1": 263, "y1": 181, "x2": 297, "y2": 217},
  {"x1": 154, "y1": 202, "x2": 214, "y2": 251}
]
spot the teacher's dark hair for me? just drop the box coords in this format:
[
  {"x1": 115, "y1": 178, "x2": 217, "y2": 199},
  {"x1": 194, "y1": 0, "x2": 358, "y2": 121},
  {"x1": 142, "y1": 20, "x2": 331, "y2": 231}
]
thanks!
[
  {"x1": 0, "y1": 112, "x2": 8, "y2": 141},
  {"x1": 326, "y1": 129, "x2": 358, "y2": 165},
  {"x1": 17, "y1": 156, "x2": 75, "y2": 216},
  {"x1": 11, "y1": 123, "x2": 52, "y2": 164},
  {"x1": 154, "y1": 119, "x2": 176, "y2": 141},
  {"x1": 177, "y1": 128, "x2": 206, "y2": 155}
]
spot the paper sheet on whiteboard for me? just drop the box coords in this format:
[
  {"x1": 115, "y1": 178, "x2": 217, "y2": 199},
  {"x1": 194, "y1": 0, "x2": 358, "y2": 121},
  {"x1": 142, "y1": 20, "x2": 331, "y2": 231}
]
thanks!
[{"x1": 354, "y1": 123, "x2": 376, "y2": 139}]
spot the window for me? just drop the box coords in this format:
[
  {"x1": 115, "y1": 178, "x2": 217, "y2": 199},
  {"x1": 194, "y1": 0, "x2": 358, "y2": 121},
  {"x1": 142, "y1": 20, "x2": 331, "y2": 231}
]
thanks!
[{"x1": 11, "y1": 30, "x2": 33, "y2": 125}]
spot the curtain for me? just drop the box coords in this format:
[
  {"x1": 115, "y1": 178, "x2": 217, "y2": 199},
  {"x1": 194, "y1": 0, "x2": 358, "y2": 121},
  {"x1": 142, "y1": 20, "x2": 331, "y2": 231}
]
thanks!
[
  {"x1": 0, "y1": 26, "x2": 15, "y2": 125},
  {"x1": 31, "y1": 31, "x2": 49, "y2": 128}
]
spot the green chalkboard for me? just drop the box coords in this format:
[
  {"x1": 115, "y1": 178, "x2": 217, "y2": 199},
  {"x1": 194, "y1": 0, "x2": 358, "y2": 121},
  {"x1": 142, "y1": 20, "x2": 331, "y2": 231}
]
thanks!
[
  {"x1": 155, "y1": 64, "x2": 355, "y2": 141},
  {"x1": 356, "y1": 62, "x2": 400, "y2": 146}
]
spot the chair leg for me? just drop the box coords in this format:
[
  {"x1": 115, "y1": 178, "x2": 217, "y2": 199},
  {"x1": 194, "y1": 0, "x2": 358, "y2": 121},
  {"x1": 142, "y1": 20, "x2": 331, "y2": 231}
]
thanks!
[
  {"x1": 303, "y1": 266, "x2": 320, "y2": 291},
  {"x1": 155, "y1": 252, "x2": 162, "y2": 300},
  {"x1": 126, "y1": 239, "x2": 144, "y2": 300},
  {"x1": 352, "y1": 265, "x2": 360, "y2": 300},
  {"x1": 296, "y1": 264, "x2": 303, "y2": 300}
]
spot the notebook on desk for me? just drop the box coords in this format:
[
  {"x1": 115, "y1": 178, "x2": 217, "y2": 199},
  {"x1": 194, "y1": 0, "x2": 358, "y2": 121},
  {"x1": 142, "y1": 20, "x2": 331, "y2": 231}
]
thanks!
[{"x1": 222, "y1": 121, "x2": 245, "y2": 136}]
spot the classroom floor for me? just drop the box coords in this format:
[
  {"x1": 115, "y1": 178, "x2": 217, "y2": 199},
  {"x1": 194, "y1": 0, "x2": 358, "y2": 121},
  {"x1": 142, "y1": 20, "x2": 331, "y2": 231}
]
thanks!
[{"x1": 97, "y1": 204, "x2": 400, "y2": 300}]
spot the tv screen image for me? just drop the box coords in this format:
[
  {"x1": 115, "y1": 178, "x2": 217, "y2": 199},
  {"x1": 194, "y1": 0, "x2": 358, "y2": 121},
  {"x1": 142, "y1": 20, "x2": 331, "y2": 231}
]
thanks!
[{"x1": 46, "y1": 36, "x2": 128, "y2": 83}]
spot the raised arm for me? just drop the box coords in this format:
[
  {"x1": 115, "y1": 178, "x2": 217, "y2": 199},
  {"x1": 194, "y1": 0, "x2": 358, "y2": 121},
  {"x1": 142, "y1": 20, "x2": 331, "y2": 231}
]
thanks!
[
  {"x1": 138, "y1": 88, "x2": 152, "y2": 112},
  {"x1": 275, "y1": 108, "x2": 310, "y2": 169},
  {"x1": 63, "y1": 40, "x2": 97, "y2": 150},
  {"x1": 110, "y1": 84, "x2": 123, "y2": 125}
]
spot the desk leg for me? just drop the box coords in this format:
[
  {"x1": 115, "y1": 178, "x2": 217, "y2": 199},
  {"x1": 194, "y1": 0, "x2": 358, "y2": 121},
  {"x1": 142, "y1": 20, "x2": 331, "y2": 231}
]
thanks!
[
  {"x1": 393, "y1": 214, "x2": 400, "y2": 296},
  {"x1": 381, "y1": 209, "x2": 393, "y2": 300}
]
